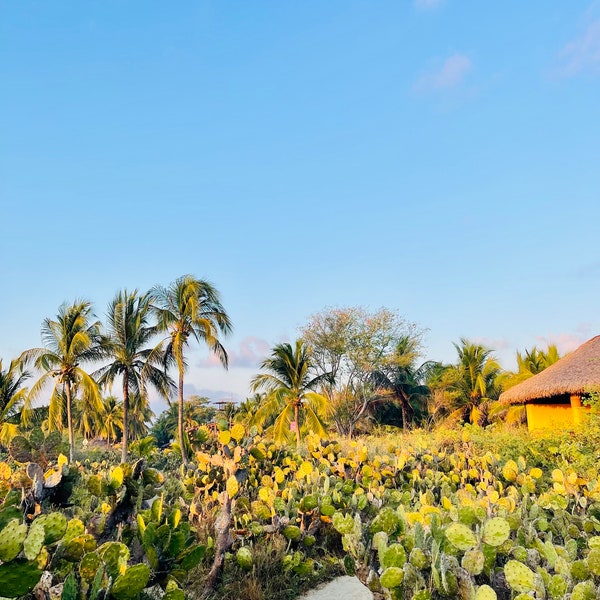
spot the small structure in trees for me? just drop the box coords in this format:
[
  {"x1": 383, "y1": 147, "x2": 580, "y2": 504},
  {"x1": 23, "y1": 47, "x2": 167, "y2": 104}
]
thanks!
[{"x1": 499, "y1": 336, "x2": 600, "y2": 430}]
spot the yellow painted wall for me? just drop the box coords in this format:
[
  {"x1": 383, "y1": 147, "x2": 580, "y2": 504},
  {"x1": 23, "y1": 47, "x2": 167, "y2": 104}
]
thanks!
[{"x1": 525, "y1": 403, "x2": 589, "y2": 431}]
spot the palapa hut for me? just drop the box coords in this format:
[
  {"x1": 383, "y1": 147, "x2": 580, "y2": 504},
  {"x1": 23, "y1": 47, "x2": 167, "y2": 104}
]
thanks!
[{"x1": 499, "y1": 335, "x2": 600, "y2": 431}]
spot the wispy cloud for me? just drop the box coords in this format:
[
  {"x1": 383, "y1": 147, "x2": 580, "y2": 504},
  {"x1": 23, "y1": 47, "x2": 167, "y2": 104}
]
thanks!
[
  {"x1": 414, "y1": 53, "x2": 472, "y2": 93},
  {"x1": 536, "y1": 325, "x2": 594, "y2": 354},
  {"x1": 197, "y1": 336, "x2": 270, "y2": 369},
  {"x1": 414, "y1": 0, "x2": 445, "y2": 10},
  {"x1": 557, "y1": 18, "x2": 600, "y2": 77}
]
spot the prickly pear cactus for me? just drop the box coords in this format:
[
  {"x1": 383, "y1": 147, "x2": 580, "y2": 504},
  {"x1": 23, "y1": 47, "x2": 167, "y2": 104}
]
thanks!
[
  {"x1": 0, "y1": 519, "x2": 27, "y2": 562},
  {"x1": 381, "y1": 543, "x2": 406, "y2": 568},
  {"x1": 504, "y1": 560, "x2": 536, "y2": 594},
  {"x1": 481, "y1": 517, "x2": 510, "y2": 547},
  {"x1": 110, "y1": 563, "x2": 151, "y2": 600},
  {"x1": 461, "y1": 547, "x2": 484, "y2": 575},
  {"x1": 474, "y1": 584, "x2": 497, "y2": 600},
  {"x1": 36, "y1": 512, "x2": 68, "y2": 544},
  {"x1": 23, "y1": 519, "x2": 45, "y2": 560},
  {"x1": 237, "y1": 546, "x2": 253, "y2": 571},
  {"x1": 379, "y1": 566, "x2": 404, "y2": 589},
  {"x1": 445, "y1": 522, "x2": 477, "y2": 551},
  {"x1": 0, "y1": 559, "x2": 42, "y2": 598}
]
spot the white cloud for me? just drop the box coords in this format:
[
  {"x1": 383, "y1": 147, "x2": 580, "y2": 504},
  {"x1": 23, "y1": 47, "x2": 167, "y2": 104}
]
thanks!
[
  {"x1": 535, "y1": 325, "x2": 594, "y2": 355},
  {"x1": 557, "y1": 19, "x2": 600, "y2": 77},
  {"x1": 414, "y1": 0, "x2": 445, "y2": 9},
  {"x1": 197, "y1": 336, "x2": 270, "y2": 369},
  {"x1": 414, "y1": 53, "x2": 472, "y2": 92}
]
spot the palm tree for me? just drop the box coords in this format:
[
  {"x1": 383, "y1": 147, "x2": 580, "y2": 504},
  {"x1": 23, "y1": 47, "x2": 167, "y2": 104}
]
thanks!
[
  {"x1": 0, "y1": 358, "x2": 31, "y2": 446},
  {"x1": 98, "y1": 396, "x2": 123, "y2": 446},
  {"x1": 498, "y1": 345, "x2": 561, "y2": 391},
  {"x1": 251, "y1": 340, "x2": 330, "y2": 445},
  {"x1": 432, "y1": 338, "x2": 502, "y2": 425},
  {"x1": 94, "y1": 289, "x2": 174, "y2": 463},
  {"x1": 152, "y1": 275, "x2": 232, "y2": 464},
  {"x1": 369, "y1": 336, "x2": 436, "y2": 429},
  {"x1": 21, "y1": 300, "x2": 104, "y2": 462}
]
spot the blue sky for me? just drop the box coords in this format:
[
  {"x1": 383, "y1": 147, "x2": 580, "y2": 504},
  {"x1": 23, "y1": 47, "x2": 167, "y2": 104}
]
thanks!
[{"x1": 2, "y1": 1, "x2": 600, "y2": 408}]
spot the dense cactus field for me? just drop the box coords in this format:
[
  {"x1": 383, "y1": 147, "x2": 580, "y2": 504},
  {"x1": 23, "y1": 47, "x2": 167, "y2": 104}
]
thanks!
[{"x1": 1, "y1": 425, "x2": 600, "y2": 599}]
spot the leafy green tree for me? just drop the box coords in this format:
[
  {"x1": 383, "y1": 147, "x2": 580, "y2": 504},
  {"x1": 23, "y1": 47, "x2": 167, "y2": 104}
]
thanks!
[
  {"x1": 0, "y1": 358, "x2": 31, "y2": 445},
  {"x1": 152, "y1": 275, "x2": 232, "y2": 464},
  {"x1": 301, "y1": 306, "x2": 424, "y2": 436},
  {"x1": 251, "y1": 340, "x2": 330, "y2": 445},
  {"x1": 98, "y1": 396, "x2": 124, "y2": 446},
  {"x1": 431, "y1": 338, "x2": 502, "y2": 426},
  {"x1": 151, "y1": 395, "x2": 214, "y2": 449},
  {"x1": 498, "y1": 345, "x2": 561, "y2": 391},
  {"x1": 94, "y1": 289, "x2": 173, "y2": 462},
  {"x1": 369, "y1": 336, "x2": 436, "y2": 429},
  {"x1": 21, "y1": 300, "x2": 104, "y2": 462}
]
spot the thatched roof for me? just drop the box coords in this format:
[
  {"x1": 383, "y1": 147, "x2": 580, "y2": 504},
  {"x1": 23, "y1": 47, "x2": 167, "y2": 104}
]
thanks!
[{"x1": 500, "y1": 335, "x2": 600, "y2": 405}]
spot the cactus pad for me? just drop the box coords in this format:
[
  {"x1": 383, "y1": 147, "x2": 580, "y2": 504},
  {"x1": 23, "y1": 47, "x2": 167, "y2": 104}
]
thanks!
[
  {"x1": 461, "y1": 548, "x2": 485, "y2": 575},
  {"x1": 474, "y1": 585, "x2": 497, "y2": 600},
  {"x1": 381, "y1": 543, "x2": 406, "y2": 569},
  {"x1": 111, "y1": 563, "x2": 151, "y2": 600},
  {"x1": 504, "y1": 560, "x2": 536, "y2": 594},
  {"x1": 0, "y1": 559, "x2": 42, "y2": 598},
  {"x1": 37, "y1": 512, "x2": 68, "y2": 544},
  {"x1": 445, "y1": 523, "x2": 477, "y2": 551},
  {"x1": 380, "y1": 566, "x2": 404, "y2": 589},
  {"x1": 237, "y1": 546, "x2": 253, "y2": 570},
  {"x1": 0, "y1": 519, "x2": 27, "y2": 561},
  {"x1": 481, "y1": 517, "x2": 510, "y2": 547},
  {"x1": 23, "y1": 520, "x2": 45, "y2": 560}
]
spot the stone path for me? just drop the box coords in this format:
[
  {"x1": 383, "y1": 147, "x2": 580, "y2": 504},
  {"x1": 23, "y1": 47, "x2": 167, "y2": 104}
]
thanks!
[{"x1": 298, "y1": 576, "x2": 373, "y2": 600}]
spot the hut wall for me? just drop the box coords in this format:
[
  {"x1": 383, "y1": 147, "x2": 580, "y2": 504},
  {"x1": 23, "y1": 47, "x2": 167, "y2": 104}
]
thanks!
[{"x1": 526, "y1": 403, "x2": 574, "y2": 431}]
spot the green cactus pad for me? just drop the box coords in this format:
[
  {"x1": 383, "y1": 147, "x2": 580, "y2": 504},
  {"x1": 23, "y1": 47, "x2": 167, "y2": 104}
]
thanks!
[
  {"x1": 474, "y1": 585, "x2": 497, "y2": 600},
  {"x1": 0, "y1": 519, "x2": 27, "y2": 561},
  {"x1": 179, "y1": 544, "x2": 206, "y2": 571},
  {"x1": 163, "y1": 589, "x2": 186, "y2": 600},
  {"x1": 283, "y1": 525, "x2": 302, "y2": 540},
  {"x1": 37, "y1": 512, "x2": 68, "y2": 544},
  {"x1": 62, "y1": 571, "x2": 78, "y2": 600},
  {"x1": 0, "y1": 559, "x2": 42, "y2": 598},
  {"x1": 445, "y1": 522, "x2": 477, "y2": 551},
  {"x1": 63, "y1": 518, "x2": 85, "y2": 543},
  {"x1": 370, "y1": 507, "x2": 401, "y2": 536},
  {"x1": 111, "y1": 563, "x2": 151, "y2": 600},
  {"x1": 63, "y1": 534, "x2": 97, "y2": 561},
  {"x1": 0, "y1": 506, "x2": 22, "y2": 531},
  {"x1": 332, "y1": 513, "x2": 354, "y2": 535},
  {"x1": 380, "y1": 566, "x2": 404, "y2": 589},
  {"x1": 23, "y1": 520, "x2": 45, "y2": 560},
  {"x1": 462, "y1": 548, "x2": 485, "y2": 575},
  {"x1": 481, "y1": 517, "x2": 510, "y2": 547},
  {"x1": 97, "y1": 541, "x2": 130, "y2": 578},
  {"x1": 571, "y1": 559, "x2": 590, "y2": 581},
  {"x1": 236, "y1": 546, "x2": 253, "y2": 570},
  {"x1": 571, "y1": 581, "x2": 597, "y2": 600},
  {"x1": 79, "y1": 551, "x2": 103, "y2": 583},
  {"x1": 409, "y1": 547, "x2": 430, "y2": 569},
  {"x1": 382, "y1": 543, "x2": 407, "y2": 568},
  {"x1": 547, "y1": 574, "x2": 568, "y2": 599},
  {"x1": 587, "y1": 547, "x2": 600, "y2": 575},
  {"x1": 504, "y1": 560, "x2": 536, "y2": 594}
]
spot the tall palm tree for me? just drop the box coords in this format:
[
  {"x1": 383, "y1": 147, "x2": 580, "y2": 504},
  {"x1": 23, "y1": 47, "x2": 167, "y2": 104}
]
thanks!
[
  {"x1": 432, "y1": 338, "x2": 501, "y2": 425},
  {"x1": 21, "y1": 300, "x2": 104, "y2": 462},
  {"x1": 498, "y1": 345, "x2": 561, "y2": 391},
  {"x1": 152, "y1": 275, "x2": 232, "y2": 464},
  {"x1": 369, "y1": 336, "x2": 436, "y2": 429},
  {"x1": 0, "y1": 358, "x2": 31, "y2": 446},
  {"x1": 94, "y1": 289, "x2": 174, "y2": 463},
  {"x1": 98, "y1": 396, "x2": 123, "y2": 446},
  {"x1": 251, "y1": 340, "x2": 330, "y2": 445}
]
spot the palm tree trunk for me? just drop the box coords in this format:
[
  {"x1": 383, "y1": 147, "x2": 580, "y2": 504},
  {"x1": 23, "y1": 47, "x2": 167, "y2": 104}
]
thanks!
[
  {"x1": 122, "y1": 374, "x2": 129, "y2": 463},
  {"x1": 178, "y1": 366, "x2": 188, "y2": 464},
  {"x1": 65, "y1": 381, "x2": 75, "y2": 463},
  {"x1": 294, "y1": 401, "x2": 300, "y2": 446}
]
